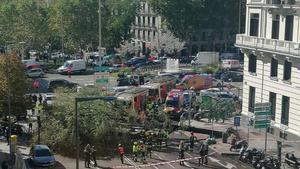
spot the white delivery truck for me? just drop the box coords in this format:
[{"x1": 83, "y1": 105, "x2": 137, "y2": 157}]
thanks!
[
  {"x1": 57, "y1": 60, "x2": 86, "y2": 74},
  {"x1": 191, "y1": 52, "x2": 219, "y2": 65},
  {"x1": 221, "y1": 59, "x2": 241, "y2": 70}
]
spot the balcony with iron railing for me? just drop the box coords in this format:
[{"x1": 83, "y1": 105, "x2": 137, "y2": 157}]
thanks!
[
  {"x1": 235, "y1": 34, "x2": 300, "y2": 57},
  {"x1": 248, "y1": 0, "x2": 298, "y2": 5}
]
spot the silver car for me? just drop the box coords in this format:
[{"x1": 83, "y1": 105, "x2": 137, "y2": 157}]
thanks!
[{"x1": 26, "y1": 68, "x2": 45, "y2": 78}]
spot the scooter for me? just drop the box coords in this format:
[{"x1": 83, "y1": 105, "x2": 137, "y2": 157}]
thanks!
[
  {"x1": 230, "y1": 139, "x2": 248, "y2": 151},
  {"x1": 256, "y1": 156, "x2": 280, "y2": 169}
]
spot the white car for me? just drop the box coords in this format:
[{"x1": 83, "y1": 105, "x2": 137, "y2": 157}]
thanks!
[
  {"x1": 26, "y1": 68, "x2": 45, "y2": 78},
  {"x1": 43, "y1": 93, "x2": 55, "y2": 105}
]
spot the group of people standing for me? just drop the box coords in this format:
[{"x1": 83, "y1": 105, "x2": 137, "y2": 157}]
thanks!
[
  {"x1": 178, "y1": 132, "x2": 209, "y2": 166},
  {"x1": 84, "y1": 144, "x2": 97, "y2": 168}
]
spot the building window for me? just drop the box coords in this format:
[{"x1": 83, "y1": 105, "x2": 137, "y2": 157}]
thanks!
[
  {"x1": 143, "y1": 17, "x2": 145, "y2": 26},
  {"x1": 138, "y1": 17, "x2": 141, "y2": 26},
  {"x1": 153, "y1": 31, "x2": 156, "y2": 39},
  {"x1": 283, "y1": 60, "x2": 292, "y2": 81},
  {"x1": 248, "y1": 54, "x2": 257, "y2": 73},
  {"x1": 152, "y1": 17, "x2": 156, "y2": 27},
  {"x1": 269, "y1": 92, "x2": 276, "y2": 120},
  {"x1": 270, "y1": 58, "x2": 278, "y2": 77},
  {"x1": 148, "y1": 17, "x2": 151, "y2": 26},
  {"x1": 250, "y1": 13, "x2": 259, "y2": 36},
  {"x1": 143, "y1": 30, "x2": 146, "y2": 39},
  {"x1": 281, "y1": 96, "x2": 290, "y2": 126},
  {"x1": 272, "y1": 15, "x2": 280, "y2": 39},
  {"x1": 248, "y1": 86, "x2": 255, "y2": 113},
  {"x1": 285, "y1": 15, "x2": 294, "y2": 41},
  {"x1": 148, "y1": 31, "x2": 151, "y2": 41},
  {"x1": 138, "y1": 30, "x2": 141, "y2": 39}
]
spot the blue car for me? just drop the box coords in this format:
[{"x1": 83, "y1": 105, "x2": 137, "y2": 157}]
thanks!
[{"x1": 30, "y1": 145, "x2": 55, "y2": 167}]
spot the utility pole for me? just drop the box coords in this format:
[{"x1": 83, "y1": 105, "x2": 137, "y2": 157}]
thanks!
[
  {"x1": 61, "y1": 8, "x2": 64, "y2": 58},
  {"x1": 98, "y1": 0, "x2": 102, "y2": 66},
  {"x1": 5, "y1": 54, "x2": 12, "y2": 167}
]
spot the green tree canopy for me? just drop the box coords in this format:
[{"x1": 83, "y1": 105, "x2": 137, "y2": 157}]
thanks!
[
  {"x1": 149, "y1": 0, "x2": 205, "y2": 42},
  {"x1": 149, "y1": 0, "x2": 239, "y2": 43},
  {"x1": 0, "y1": 0, "x2": 50, "y2": 51},
  {"x1": 39, "y1": 87, "x2": 138, "y2": 156},
  {"x1": 49, "y1": 0, "x2": 138, "y2": 53},
  {"x1": 0, "y1": 53, "x2": 27, "y2": 117}
]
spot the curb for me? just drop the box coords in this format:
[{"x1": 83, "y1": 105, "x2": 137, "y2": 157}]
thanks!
[{"x1": 220, "y1": 152, "x2": 240, "y2": 156}]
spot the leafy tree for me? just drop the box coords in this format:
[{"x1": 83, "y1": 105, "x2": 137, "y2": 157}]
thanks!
[
  {"x1": 38, "y1": 87, "x2": 138, "y2": 156},
  {"x1": 0, "y1": 0, "x2": 51, "y2": 51},
  {"x1": 148, "y1": 0, "x2": 240, "y2": 52},
  {"x1": 149, "y1": 0, "x2": 205, "y2": 42},
  {"x1": 0, "y1": 53, "x2": 27, "y2": 117},
  {"x1": 200, "y1": 97, "x2": 236, "y2": 123},
  {"x1": 49, "y1": 0, "x2": 138, "y2": 53},
  {"x1": 151, "y1": 30, "x2": 185, "y2": 57},
  {"x1": 144, "y1": 102, "x2": 171, "y2": 130}
]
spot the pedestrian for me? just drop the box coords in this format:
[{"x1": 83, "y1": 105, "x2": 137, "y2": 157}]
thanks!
[
  {"x1": 38, "y1": 94, "x2": 43, "y2": 104},
  {"x1": 28, "y1": 122, "x2": 33, "y2": 133},
  {"x1": 68, "y1": 69, "x2": 71, "y2": 78},
  {"x1": 189, "y1": 132, "x2": 197, "y2": 152},
  {"x1": 84, "y1": 144, "x2": 91, "y2": 168},
  {"x1": 90, "y1": 146, "x2": 97, "y2": 167},
  {"x1": 157, "y1": 130, "x2": 163, "y2": 149},
  {"x1": 145, "y1": 139, "x2": 152, "y2": 158},
  {"x1": 32, "y1": 108, "x2": 35, "y2": 116},
  {"x1": 5, "y1": 128, "x2": 9, "y2": 145},
  {"x1": 32, "y1": 94, "x2": 37, "y2": 104},
  {"x1": 178, "y1": 141, "x2": 185, "y2": 166},
  {"x1": 203, "y1": 142, "x2": 209, "y2": 165},
  {"x1": 198, "y1": 143, "x2": 206, "y2": 165},
  {"x1": 139, "y1": 141, "x2": 146, "y2": 163},
  {"x1": 117, "y1": 144, "x2": 125, "y2": 164},
  {"x1": 132, "y1": 142, "x2": 138, "y2": 162}
]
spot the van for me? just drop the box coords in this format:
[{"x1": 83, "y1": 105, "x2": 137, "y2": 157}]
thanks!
[
  {"x1": 57, "y1": 60, "x2": 86, "y2": 74},
  {"x1": 221, "y1": 59, "x2": 241, "y2": 70}
]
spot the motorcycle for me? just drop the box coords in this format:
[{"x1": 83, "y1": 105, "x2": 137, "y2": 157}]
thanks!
[
  {"x1": 256, "y1": 156, "x2": 280, "y2": 169},
  {"x1": 252, "y1": 151, "x2": 265, "y2": 168},
  {"x1": 285, "y1": 153, "x2": 300, "y2": 168},
  {"x1": 240, "y1": 148, "x2": 263, "y2": 164},
  {"x1": 230, "y1": 139, "x2": 248, "y2": 151}
]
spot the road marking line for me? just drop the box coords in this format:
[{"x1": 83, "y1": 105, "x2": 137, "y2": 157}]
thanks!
[
  {"x1": 183, "y1": 162, "x2": 194, "y2": 169},
  {"x1": 152, "y1": 152, "x2": 175, "y2": 169},
  {"x1": 186, "y1": 152, "x2": 193, "y2": 158},
  {"x1": 124, "y1": 155, "x2": 140, "y2": 169}
]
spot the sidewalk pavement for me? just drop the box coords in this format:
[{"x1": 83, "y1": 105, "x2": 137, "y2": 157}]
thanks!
[{"x1": 192, "y1": 115, "x2": 300, "y2": 162}]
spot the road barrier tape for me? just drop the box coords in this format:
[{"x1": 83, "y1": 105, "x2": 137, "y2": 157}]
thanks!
[
  {"x1": 244, "y1": 138, "x2": 300, "y2": 143},
  {"x1": 113, "y1": 156, "x2": 204, "y2": 169}
]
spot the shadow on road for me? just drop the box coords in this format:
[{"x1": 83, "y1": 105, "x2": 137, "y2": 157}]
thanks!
[{"x1": 55, "y1": 161, "x2": 67, "y2": 169}]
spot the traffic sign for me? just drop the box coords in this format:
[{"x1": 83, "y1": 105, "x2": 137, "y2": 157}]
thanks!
[
  {"x1": 254, "y1": 102, "x2": 271, "y2": 129},
  {"x1": 94, "y1": 72, "x2": 110, "y2": 85},
  {"x1": 234, "y1": 116, "x2": 240, "y2": 127}
]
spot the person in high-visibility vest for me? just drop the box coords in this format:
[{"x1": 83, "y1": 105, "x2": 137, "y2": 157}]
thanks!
[
  {"x1": 117, "y1": 144, "x2": 125, "y2": 164},
  {"x1": 132, "y1": 142, "x2": 139, "y2": 162}
]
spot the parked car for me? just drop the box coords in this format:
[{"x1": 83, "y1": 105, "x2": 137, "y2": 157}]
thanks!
[
  {"x1": 48, "y1": 79, "x2": 78, "y2": 92},
  {"x1": 215, "y1": 71, "x2": 243, "y2": 82},
  {"x1": 26, "y1": 68, "x2": 45, "y2": 78},
  {"x1": 29, "y1": 145, "x2": 55, "y2": 167},
  {"x1": 43, "y1": 93, "x2": 55, "y2": 105}
]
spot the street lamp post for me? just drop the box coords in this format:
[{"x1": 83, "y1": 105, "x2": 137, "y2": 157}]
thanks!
[
  {"x1": 98, "y1": 0, "x2": 102, "y2": 66},
  {"x1": 75, "y1": 96, "x2": 116, "y2": 169}
]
